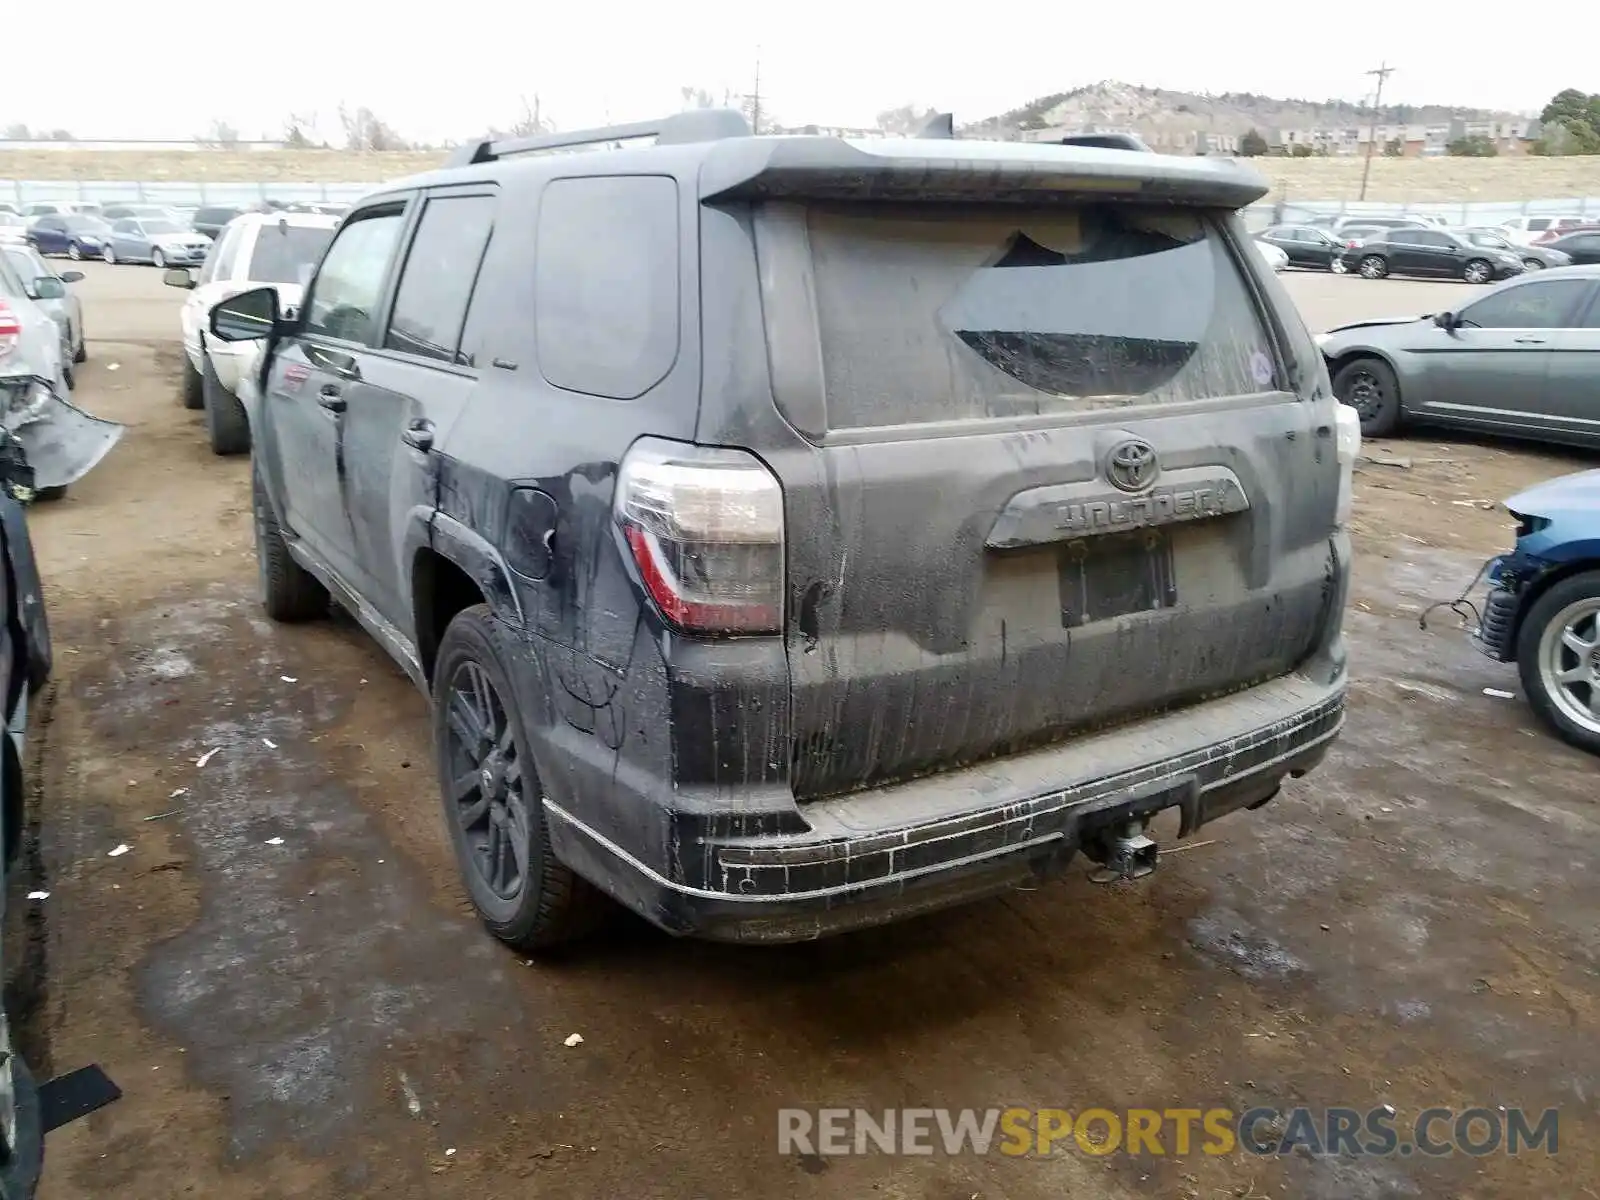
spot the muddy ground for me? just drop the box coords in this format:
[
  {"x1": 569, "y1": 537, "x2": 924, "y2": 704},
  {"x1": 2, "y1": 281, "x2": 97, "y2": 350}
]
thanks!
[{"x1": 9, "y1": 266, "x2": 1599, "y2": 1200}]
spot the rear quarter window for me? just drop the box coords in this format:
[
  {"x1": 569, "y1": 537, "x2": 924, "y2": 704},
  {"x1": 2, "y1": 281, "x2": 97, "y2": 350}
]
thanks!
[
  {"x1": 799, "y1": 202, "x2": 1282, "y2": 429},
  {"x1": 533, "y1": 175, "x2": 680, "y2": 400}
]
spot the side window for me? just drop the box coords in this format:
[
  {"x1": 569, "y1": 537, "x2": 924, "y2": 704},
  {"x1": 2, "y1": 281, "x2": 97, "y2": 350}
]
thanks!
[
  {"x1": 1456, "y1": 279, "x2": 1592, "y2": 330},
  {"x1": 1528, "y1": 219, "x2": 1551, "y2": 232},
  {"x1": 1578, "y1": 291, "x2": 1600, "y2": 330},
  {"x1": 383, "y1": 195, "x2": 496, "y2": 364},
  {"x1": 302, "y1": 207, "x2": 407, "y2": 344},
  {"x1": 534, "y1": 175, "x2": 680, "y2": 399},
  {"x1": 113, "y1": 220, "x2": 136, "y2": 234},
  {"x1": 1389, "y1": 231, "x2": 1423, "y2": 246},
  {"x1": 1414, "y1": 232, "x2": 1449, "y2": 247},
  {"x1": 208, "y1": 224, "x2": 247, "y2": 283}
]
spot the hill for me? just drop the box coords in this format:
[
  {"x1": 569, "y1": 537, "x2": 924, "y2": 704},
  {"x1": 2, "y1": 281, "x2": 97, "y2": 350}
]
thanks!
[
  {"x1": 1, "y1": 148, "x2": 1595, "y2": 206},
  {"x1": 964, "y1": 80, "x2": 1521, "y2": 139}
]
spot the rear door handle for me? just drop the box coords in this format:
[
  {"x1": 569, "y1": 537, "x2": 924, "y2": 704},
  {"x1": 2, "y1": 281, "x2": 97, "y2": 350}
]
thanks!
[
  {"x1": 317, "y1": 385, "x2": 346, "y2": 413},
  {"x1": 1513, "y1": 337, "x2": 1547, "y2": 344},
  {"x1": 401, "y1": 420, "x2": 434, "y2": 452}
]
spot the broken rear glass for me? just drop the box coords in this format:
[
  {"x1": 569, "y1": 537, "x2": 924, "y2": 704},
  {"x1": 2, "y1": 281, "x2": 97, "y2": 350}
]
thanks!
[{"x1": 805, "y1": 203, "x2": 1281, "y2": 428}]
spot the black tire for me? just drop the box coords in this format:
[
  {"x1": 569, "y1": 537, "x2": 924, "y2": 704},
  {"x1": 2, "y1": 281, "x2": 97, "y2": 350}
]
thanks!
[
  {"x1": 180, "y1": 351, "x2": 204, "y2": 409},
  {"x1": 1463, "y1": 258, "x2": 1494, "y2": 285},
  {"x1": 252, "y1": 462, "x2": 326, "y2": 622},
  {"x1": 61, "y1": 362, "x2": 73, "y2": 391},
  {"x1": 73, "y1": 331, "x2": 86, "y2": 364},
  {"x1": 434, "y1": 604, "x2": 606, "y2": 952},
  {"x1": 1332, "y1": 357, "x2": 1402, "y2": 438},
  {"x1": 1521, "y1": 257, "x2": 1544, "y2": 272},
  {"x1": 202, "y1": 353, "x2": 251, "y2": 456},
  {"x1": 34, "y1": 486, "x2": 67, "y2": 502},
  {"x1": 1516, "y1": 570, "x2": 1600, "y2": 757},
  {"x1": 1358, "y1": 254, "x2": 1388, "y2": 279}
]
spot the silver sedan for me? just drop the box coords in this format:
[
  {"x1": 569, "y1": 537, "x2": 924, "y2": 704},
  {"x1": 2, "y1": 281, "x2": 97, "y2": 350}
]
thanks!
[
  {"x1": 102, "y1": 217, "x2": 213, "y2": 268},
  {"x1": 0, "y1": 243, "x2": 84, "y2": 376}
]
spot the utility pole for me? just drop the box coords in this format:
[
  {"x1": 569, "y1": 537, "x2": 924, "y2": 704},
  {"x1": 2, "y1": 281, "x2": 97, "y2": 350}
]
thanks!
[
  {"x1": 749, "y1": 50, "x2": 763, "y2": 135},
  {"x1": 1359, "y1": 61, "x2": 1395, "y2": 201}
]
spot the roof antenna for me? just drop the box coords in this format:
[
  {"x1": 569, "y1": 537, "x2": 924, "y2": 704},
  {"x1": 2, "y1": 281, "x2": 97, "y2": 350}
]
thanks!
[{"x1": 915, "y1": 112, "x2": 955, "y2": 139}]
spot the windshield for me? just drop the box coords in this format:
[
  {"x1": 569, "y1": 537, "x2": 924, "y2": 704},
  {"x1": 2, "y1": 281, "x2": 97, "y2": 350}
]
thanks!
[
  {"x1": 2, "y1": 247, "x2": 44, "y2": 281},
  {"x1": 246, "y1": 224, "x2": 334, "y2": 285},
  {"x1": 64, "y1": 215, "x2": 110, "y2": 232},
  {"x1": 140, "y1": 219, "x2": 183, "y2": 235}
]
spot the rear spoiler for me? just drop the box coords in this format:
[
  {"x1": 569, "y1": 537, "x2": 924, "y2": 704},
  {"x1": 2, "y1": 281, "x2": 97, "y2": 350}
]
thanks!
[{"x1": 698, "y1": 137, "x2": 1269, "y2": 209}]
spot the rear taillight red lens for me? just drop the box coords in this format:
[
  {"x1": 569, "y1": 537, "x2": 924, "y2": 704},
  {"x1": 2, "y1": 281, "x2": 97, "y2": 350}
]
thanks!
[
  {"x1": 0, "y1": 301, "x2": 19, "y2": 359},
  {"x1": 616, "y1": 438, "x2": 785, "y2": 636}
]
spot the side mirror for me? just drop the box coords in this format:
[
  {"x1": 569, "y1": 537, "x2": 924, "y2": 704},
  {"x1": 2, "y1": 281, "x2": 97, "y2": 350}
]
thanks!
[
  {"x1": 163, "y1": 267, "x2": 196, "y2": 290},
  {"x1": 31, "y1": 277, "x2": 65, "y2": 301},
  {"x1": 59, "y1": 270, "x2": 84, "y2": 284},
  {"x1": 1433, "y1": 311, "x2": 1456, "y2": 330},
  {"x1": 210, "y1": 285, "x2": 283, "y2": 343}
]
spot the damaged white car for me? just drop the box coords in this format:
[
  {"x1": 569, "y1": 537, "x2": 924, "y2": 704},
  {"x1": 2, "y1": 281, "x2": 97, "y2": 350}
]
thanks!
[{"x1": 0, "y1": 253, "x2": 123, "y2": 500}]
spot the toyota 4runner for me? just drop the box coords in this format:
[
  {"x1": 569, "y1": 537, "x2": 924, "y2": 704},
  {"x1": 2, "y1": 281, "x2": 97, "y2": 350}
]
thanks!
[{"x1": 209, "y1": 111, "x2": 1358, "y2": 948}]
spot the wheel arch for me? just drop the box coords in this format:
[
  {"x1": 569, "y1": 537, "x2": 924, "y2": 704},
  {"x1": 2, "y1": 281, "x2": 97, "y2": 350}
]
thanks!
[
  {"x1": 1510, "y1": 558, "x2": 1600, "y2": 659},
  {"x1": 412, "y1": 513, "x2": 525, "y2": 685}
]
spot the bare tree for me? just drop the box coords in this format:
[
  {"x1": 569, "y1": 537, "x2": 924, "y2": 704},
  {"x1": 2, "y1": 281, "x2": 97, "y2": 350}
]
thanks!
[
  {"x1": 679, "y1": 86, "x2": 718, "y2": 111},
  {"x1": 506, "y1": 95, "x2": 553, "y2": 137},
  {"x1": 876, "y1": 104, "x2": 937, "y2": 136},
  {"x1": 339, "y1": 104, "x2": 409, "y2": 152},
  {"x1": 282, "y1": 112, "x2": 319, "y2": 149},
  {"x1": 195, "y1": 119, "x2": 241, "y2": 148}
]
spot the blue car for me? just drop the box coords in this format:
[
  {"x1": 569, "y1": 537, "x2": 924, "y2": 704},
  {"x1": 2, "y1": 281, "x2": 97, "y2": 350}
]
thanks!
[
  {"x1": 1476, "y1": 469, "x2": 1600, "y2": 756},
  {"x1": 26, "y1": 214, "x2": 112, "y2": 261}
]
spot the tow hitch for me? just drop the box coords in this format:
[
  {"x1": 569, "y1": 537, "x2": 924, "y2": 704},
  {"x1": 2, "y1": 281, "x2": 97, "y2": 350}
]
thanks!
[{"x1": 1085, "y1": 816, "x2": 1160, "y2": 884}]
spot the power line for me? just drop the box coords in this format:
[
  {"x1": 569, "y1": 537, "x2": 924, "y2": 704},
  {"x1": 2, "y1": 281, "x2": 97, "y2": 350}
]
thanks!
[{"x1": 1359, "y1": 61, "x2": 1396, "y2": 201}]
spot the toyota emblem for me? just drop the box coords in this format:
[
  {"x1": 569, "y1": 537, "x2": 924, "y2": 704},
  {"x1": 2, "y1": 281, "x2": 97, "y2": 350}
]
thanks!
[{"x1": 1105, "y1": 438, "x2": 1159, "y2": 493}]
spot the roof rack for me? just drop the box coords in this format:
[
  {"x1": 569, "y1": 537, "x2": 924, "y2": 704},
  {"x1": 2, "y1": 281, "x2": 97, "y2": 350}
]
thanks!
[
  {"x1": 1057, "y1": 133, "x2": 1152, "y2": 152},
  {"x1": 445, "y1": 108, "x2": 751, "y2": 167}
]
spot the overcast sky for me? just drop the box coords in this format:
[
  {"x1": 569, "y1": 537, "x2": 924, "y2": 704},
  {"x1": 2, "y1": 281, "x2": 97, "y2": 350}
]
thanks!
[{"x1": 7, "y1": 2, "x2": 1580, "y2": 143}]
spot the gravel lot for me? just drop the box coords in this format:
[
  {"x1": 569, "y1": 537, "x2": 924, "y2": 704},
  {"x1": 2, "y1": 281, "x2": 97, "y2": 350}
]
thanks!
[{"x1": 11, "y1": 264, "x2": 1600, "y2": 1200}]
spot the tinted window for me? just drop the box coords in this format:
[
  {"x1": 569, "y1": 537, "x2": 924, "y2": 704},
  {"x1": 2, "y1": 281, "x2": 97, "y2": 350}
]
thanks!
[
  {"x1": 1413, "y1": 232, "x2": 1451, "y2": 247},
  {"x1": 140, "y1": 219, "x2": 182, "y2": 235},
  {"x1": 534, "y1": 176, "x2": 679, "y2": 399},
  {"x1": 113, "y1": 220, "x2": 137, "y2": 234},
  {"x1": 1528, "y1": 219, "x2": 1551, "y2": 231},
  {"x1": 1456, "y1": 279, "x2": 1591, "y2": 329},
  {"x1": 802, "y1": 202, "x2": 1281, "y2": 429},
  {"x1": 303, "y1": 207, "x2": 406, "y2": 344},
  {"x1": 383, "y1": 196, "x2": 495, "y2": 363},
  {"x1": 1568, "y1": 235, "x2": 1600, "y2": 251},
  {"x1": 247, "y1": 223, "x2": 335, "y2": 286},
  {"x1": 199, "y1": 222, "x2": 243, "y2": 284}
]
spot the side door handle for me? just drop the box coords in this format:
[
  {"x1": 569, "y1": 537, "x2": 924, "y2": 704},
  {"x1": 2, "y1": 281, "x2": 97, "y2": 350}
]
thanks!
[
  {"x1": 401, "y1": 419, "x2": 434, "y2": 452},
  {"x1": 1513, "y1": 336, "x2": 1547, "y2": 345},
  {"x1": 317, "y1": 384, "x2": 346, "y2": 413}
]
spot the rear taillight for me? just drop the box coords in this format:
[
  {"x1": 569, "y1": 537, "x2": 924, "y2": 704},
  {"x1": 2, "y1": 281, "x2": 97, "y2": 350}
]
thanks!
[
  {"x1": 615, "y1": 437, "x2": 785, "y2": 636},
  {"x1": 0, "y1": 302, "x2": 19, "y2": 359}
]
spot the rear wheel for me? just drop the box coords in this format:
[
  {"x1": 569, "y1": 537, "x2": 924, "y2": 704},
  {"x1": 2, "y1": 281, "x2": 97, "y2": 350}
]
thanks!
[
  {"x1": 67, "y1": 243, "x2": 81, "y2": 261},
  {"x1": 252, "y1": 462, "x2": 327, "y2": 622},
  {"x1": 202, "y1": 353, "x2": 250, "y2": 455},
  {"x1": 180, "y1": 351, "x2": 204, "y2": 409},
  {"x1": 1463, "y1": 258, "x2": 1493, "y2": 284},
  {"x1": 102, "y1": 245, "x2": 115, "y2": 265},
  {"x1": 1332, "y1": 357, "x2": 1401, "y2": 438},
  {"x1": 1330, "y1": 257, "x2": 1348, "y2": 274},
  {"x1": 434, "y1": 605, "x2": 606, "y2": 951},
  {"x1": 73, "y1": 330, "x2": 86, "y2": 364},
  {"x1": 1358, "y1": 254, "x2": 1388, "y2": 279},
  {"x1": 1517, "y1": 571, "x2": 1600, "y2": 757},
  {"x1": 1521, "y1": 257, "x2": 1544, "y2": 272},
  {"x1": 151, "y1": 247, "x2": 166, "y2": 269}
]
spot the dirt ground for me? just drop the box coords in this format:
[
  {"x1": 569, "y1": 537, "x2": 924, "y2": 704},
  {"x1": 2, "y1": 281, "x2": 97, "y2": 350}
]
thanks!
[
  {"x1": 8, "y1": 265, "x2": 1600, "y2": 1200},
  {"x1": 1, "y1": 148, "x2": 1597, "y2": 205}
]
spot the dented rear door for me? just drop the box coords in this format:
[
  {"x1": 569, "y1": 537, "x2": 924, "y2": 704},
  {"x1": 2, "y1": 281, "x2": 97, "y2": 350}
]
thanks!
[{"x1": 733, "y1": 198, "x2": 1340, "y2": 800}]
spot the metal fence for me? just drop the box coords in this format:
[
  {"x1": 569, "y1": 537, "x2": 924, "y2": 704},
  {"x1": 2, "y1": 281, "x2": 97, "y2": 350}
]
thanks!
[{"x1": 5, "y1": 178, "x2": 1600, "y2": 229}]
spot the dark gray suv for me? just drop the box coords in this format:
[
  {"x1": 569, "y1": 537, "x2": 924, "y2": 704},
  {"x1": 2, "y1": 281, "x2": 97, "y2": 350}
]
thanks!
[{"x1": 209, "y1": 111, "x2": 1359, "y2": 949}]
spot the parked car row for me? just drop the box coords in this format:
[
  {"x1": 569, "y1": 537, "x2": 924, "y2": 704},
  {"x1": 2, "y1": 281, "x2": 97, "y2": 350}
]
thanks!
[{"x1": 1258, "y1": 218, "x2": 1600, "y2": 284}]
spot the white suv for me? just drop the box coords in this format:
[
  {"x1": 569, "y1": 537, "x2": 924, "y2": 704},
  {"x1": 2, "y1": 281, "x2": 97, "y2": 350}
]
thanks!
[
  {"x1": 1498, "y1": 215, "x2": 1588, "y2": 246},
  {"x1": 164, "y1": 211, "x2": 337, "y2": 454}
]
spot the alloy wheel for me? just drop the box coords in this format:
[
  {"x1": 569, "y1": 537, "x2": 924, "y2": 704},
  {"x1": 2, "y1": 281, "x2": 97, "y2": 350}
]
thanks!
[
  {"x1": 1538, "y1": 598, "x2": 1600, "y2": 737},
  {"x1": 442, "y1": 660, "x2": 531, "y2": 901}
]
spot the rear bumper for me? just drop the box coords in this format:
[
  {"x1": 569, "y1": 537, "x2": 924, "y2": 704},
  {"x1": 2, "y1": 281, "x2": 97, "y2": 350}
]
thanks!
[{"x1": 546, "y1": 670, "x2": 1346, "y2": 943}]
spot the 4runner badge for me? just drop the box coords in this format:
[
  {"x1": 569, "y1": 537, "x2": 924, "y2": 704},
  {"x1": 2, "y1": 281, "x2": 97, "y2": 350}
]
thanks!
[{"x1": 1105, "y1": 438, "x2": 1159, "y2": 493}]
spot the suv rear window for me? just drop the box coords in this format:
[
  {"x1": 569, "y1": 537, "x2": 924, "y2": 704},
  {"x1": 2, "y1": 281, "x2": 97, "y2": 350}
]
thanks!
[
  {"x1": 801, "y1": 203, "x2": 1281, "y2": 429},
  {"x1": 246, "y1": 224, "x2": 334, "y2": 286}
]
